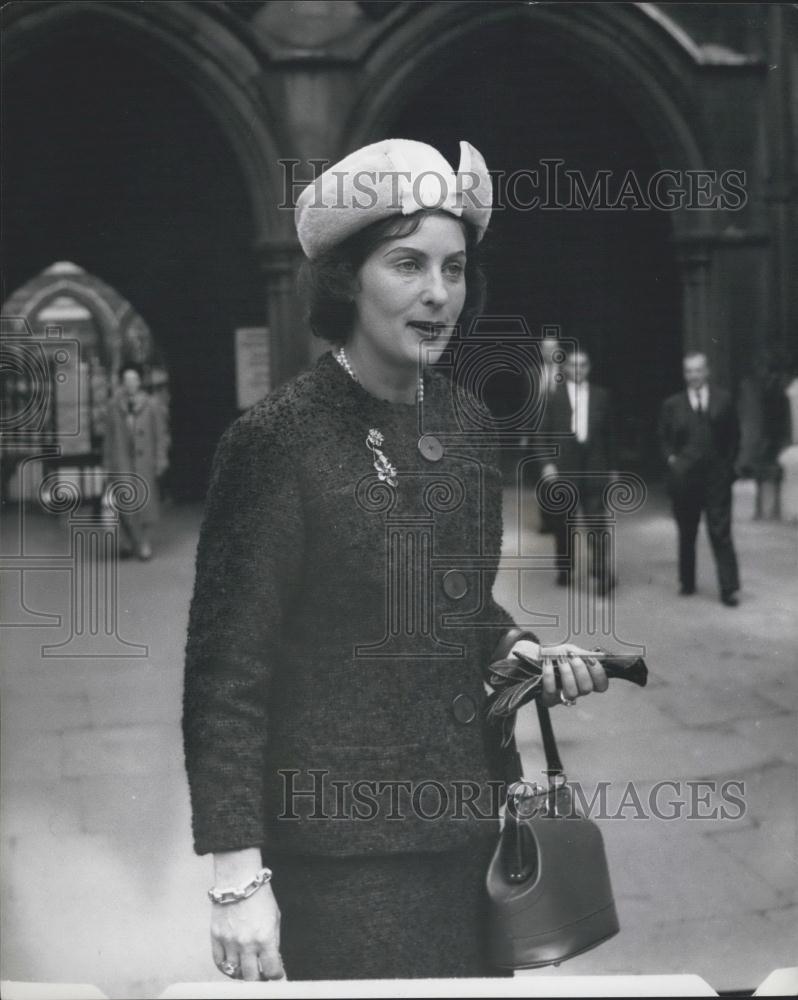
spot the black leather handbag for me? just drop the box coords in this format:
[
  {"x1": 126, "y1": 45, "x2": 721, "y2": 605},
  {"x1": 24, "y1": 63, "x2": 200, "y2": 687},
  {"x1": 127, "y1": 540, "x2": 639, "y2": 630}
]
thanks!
[{"x1": 484, "y1": 641, "x2": 647, "y2": 970}]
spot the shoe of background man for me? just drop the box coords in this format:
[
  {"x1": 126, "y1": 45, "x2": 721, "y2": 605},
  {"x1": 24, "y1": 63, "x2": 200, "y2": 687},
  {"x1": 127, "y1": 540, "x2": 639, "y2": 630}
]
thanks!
[
  {"x1": 721, "y1": 590, "x2": 739, "y2": 607},
  {"x1": 679, "y1": 584, "x2": 696, "y2": 596},
  {"x1": 556, "y1": 571, "x2": 568, "y2": 587}
]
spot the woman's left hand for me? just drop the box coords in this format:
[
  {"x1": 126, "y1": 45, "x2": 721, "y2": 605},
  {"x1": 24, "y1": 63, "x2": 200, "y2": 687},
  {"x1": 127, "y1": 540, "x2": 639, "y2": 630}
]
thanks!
[{"x1": 509, "y1": 639, "x2": 609, "y2": 708}]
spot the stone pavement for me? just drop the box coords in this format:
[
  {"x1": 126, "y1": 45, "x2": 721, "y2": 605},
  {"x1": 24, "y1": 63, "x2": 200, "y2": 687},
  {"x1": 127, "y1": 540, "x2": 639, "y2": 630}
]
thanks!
[{"x1": 1, "y1": 485, "x2": 796, "y2": 999}]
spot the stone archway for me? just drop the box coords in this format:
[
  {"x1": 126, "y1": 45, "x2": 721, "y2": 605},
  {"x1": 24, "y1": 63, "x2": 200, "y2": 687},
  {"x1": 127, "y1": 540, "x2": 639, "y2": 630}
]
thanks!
[
  {"x1": 0, "y1": 3, "x2": 303, "y2": 494},
  {"x1": 348, "y1": 3, "x2": 708, "y2": 198},
  {"x1": 1, "y1": 262, "x2": 167, "y2": 503},
  {"x1": 2, "y1": 262, "x2": 158, "y2": 376},
  {"x1": 344, "y1": 1, "x2": 767, "y2": 383},
  {"x1": 1, "y1": 1, "x2": 284, "y2": 245},
  {"x1": 0, "y1": 1, "x2": 304, "y2": 389}
]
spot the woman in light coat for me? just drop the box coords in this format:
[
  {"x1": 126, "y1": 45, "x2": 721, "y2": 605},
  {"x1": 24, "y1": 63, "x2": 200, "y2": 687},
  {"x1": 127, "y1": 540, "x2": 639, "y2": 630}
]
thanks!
[{"x1": 103, "y1": 363, "x2": 169, "y2": 559}]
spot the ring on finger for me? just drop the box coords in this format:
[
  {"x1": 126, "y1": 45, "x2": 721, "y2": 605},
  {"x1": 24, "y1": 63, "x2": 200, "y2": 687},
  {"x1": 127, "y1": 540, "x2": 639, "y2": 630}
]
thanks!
[
  {"x1": 220, "y1": 961, "x2": 239, "y2": 977},
  {"x1": 557, "y1": 657, "x2": 578, "y2": 704}
]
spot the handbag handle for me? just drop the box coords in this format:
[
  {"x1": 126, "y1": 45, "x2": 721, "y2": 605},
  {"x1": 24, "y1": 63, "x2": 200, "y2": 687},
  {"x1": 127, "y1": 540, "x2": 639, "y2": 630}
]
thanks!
[
  {"x1": 501, "y1": 704, "x2": 564, "y2": 882},
  {"x1": 534, "y1": 700, "x2": 564, "y2": 784}
]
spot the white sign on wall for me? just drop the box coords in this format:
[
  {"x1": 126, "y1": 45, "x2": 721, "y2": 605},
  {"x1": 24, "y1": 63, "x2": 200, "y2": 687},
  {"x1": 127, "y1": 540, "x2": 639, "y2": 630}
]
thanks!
[{"x1": 234, "y1": 327, "x2": 270, "y2": 410}]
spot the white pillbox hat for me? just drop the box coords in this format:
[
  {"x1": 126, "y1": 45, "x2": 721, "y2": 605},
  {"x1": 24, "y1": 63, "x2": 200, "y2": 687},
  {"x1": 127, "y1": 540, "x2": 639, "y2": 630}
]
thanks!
[{"x1": 295, "y1": 138, "x2": 493, "y2": 260}]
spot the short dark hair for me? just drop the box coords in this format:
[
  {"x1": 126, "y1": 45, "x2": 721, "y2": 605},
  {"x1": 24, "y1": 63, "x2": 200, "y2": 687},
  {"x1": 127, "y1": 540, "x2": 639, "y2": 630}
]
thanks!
[{"x1": 297, "y1": 210, "x2": 487, "y2": 346}]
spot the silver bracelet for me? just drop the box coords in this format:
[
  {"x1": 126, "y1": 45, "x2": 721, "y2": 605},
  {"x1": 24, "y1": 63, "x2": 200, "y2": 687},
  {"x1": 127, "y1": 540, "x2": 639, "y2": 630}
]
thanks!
[{"x1": 207, "y1": 866, "x2": 272, "y2": 905}]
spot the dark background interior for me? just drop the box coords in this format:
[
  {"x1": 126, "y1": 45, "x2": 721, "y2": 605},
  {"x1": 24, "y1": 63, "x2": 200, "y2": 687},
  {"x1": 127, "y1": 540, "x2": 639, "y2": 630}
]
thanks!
[
  {"x1": 2, "y1": 28, "x2": 261, "y2": 499},
  {"x1": 390, "y1": 27, "x2": 682, "y2": 473},
  {"x1": 2, "y1": 19, "x2": 682, "y2": 499}
]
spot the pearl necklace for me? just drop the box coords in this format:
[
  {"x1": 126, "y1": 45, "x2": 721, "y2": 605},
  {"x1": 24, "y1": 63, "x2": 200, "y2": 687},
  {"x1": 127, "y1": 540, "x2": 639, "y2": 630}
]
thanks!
[{"x1": 335, "y1": 346, "x2": 424, "y2": 403}]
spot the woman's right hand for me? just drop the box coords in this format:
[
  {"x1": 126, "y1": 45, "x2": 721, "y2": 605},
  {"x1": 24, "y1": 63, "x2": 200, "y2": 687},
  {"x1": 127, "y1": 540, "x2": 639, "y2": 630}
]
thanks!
[
  {"x1": 510, "y1": 639, "x2": 608, "y2": 709},
  {"x1": 211, "y1": 883, "x2": 284, "y2": 981}
]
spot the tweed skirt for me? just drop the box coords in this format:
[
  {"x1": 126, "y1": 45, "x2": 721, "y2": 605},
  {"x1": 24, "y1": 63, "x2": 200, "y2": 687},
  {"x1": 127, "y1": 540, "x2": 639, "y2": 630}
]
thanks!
[{"x1": 267, "y1": 837, "x2": 511, "y2": 981}]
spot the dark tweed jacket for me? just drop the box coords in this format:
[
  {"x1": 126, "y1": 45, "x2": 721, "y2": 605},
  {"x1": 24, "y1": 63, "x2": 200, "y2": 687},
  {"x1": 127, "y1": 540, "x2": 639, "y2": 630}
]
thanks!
[{"x1": 183, "y1": 351, "x2": 522, "y2": 857}]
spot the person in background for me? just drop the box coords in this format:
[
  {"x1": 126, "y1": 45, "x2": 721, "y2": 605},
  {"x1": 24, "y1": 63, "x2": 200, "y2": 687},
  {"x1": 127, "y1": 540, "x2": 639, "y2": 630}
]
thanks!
[
  {"x1": 658, "y1": 351, "x2": 740, "y2": 606},
  {"x1": 103, "y1": 362, "x2": 169, "y2": 560},
  {"x1": 524, "y1": 334, "x2": 563, "y2": 534},
  {"x1": 736, "y1": 347, "x2": 792, "y2": 518},
  {"x1": 540, "y1": 348, "x2": 617, "y2": 593}
]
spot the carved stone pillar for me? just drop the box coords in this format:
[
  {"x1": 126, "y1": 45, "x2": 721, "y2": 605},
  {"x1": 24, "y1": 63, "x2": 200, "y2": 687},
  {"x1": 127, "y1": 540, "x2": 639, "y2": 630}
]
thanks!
[
  {"x1": 778, "y1": 378, "x2": 798, "y2": 523},
  {"x1": 257, "y1": 239, "x2": 310, "y2": 388},
  {"x1": 765, "y1": 5, "x2": 796, "y2": 353},
  {"x1": 674, "y1": 241, "x2": 713, "y2": 365}
]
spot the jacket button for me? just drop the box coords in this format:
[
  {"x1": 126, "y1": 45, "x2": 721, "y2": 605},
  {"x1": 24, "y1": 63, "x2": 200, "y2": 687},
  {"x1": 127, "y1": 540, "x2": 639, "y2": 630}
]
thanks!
[
  {"x1": 418, "y1": 434, "x2": 444, "y2": 462},
  {"x1": 451, "y1": 693, "x2": 477, "y2": 725},
  {"x1": 442, "y1": 569, "x2": 468, "y2": 600}
]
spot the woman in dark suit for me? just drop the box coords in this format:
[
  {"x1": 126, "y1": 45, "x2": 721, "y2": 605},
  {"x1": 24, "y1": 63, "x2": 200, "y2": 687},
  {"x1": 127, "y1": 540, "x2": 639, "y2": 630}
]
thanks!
[{"x1": 182, "y1": 139, "x2": 608, "y2": 982}]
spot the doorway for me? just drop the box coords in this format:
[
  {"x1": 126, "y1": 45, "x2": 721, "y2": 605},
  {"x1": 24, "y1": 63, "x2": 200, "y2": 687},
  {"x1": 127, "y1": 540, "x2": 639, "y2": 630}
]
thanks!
[
  {"x1": 2, "y1": 29, "x2": 263, "y2": 498},
  {"x1": 388, "y1": 25, "x2": 682, "y2": 473}
]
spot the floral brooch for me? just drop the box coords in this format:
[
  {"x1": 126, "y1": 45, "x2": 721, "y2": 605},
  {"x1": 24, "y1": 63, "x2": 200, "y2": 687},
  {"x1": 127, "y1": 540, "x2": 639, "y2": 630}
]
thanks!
[{"x1": 366, "y1": 428, "x2": 398, "y2": 487}]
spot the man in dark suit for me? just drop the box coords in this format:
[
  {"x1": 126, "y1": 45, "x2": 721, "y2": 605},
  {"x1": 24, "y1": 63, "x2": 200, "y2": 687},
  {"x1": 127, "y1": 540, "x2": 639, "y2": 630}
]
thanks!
[
  {"x1": 658, "y1": 351, "x2": 741, "y2": 606},
  {"x1": 540, "y1": 349, "x2": 616, "y2": 592},
  {"x1": 523, "y1": 335, "x2": 563, "y2": 534}
]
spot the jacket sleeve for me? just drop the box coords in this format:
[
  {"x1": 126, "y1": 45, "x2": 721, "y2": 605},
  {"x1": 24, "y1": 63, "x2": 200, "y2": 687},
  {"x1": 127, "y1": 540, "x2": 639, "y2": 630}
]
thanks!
[{"x1": 182, "y1": 410, "x2": 304, "y2": 855}]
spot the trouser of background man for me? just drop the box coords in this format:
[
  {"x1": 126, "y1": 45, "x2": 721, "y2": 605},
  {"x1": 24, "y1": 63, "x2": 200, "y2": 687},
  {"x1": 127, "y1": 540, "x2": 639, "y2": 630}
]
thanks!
[
  {"x1": 670, "y1": 470, "x2": 739, "y2": 596},
  {"x1": 550, "y1": 475, "x2": 614, "y2": 591}
]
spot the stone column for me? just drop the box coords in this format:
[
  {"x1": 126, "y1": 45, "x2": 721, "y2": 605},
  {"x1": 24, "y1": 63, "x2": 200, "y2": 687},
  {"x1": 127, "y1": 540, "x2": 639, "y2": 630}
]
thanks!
[
  {"x1": 778, "y1": 378, "x2": 798, "y2": 522},
  {"x1": 674, "y1": 241, "x2": 714, "y2": 370},
  {"x1": 765, "y1": 6, "x2": 797, "y2": 354},
  {"x1": 257, "y1": 239, "x2": 311, "y2": 388}
]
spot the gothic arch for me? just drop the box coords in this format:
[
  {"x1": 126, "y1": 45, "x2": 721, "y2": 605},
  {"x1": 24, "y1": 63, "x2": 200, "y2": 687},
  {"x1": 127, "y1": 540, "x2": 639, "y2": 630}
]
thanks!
[
  {"x1": 1, "y1": 0, "x2": 285, "y2": 245},
  {"x1": 343, "y1": 1, "x2": 771, "y2": 381},
  {"x1": 345, "y1": 1, "x2": 713, "y2": 240},
  {"x1": 2, "y1": 262, "x2": 153, "y2": 378}
]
